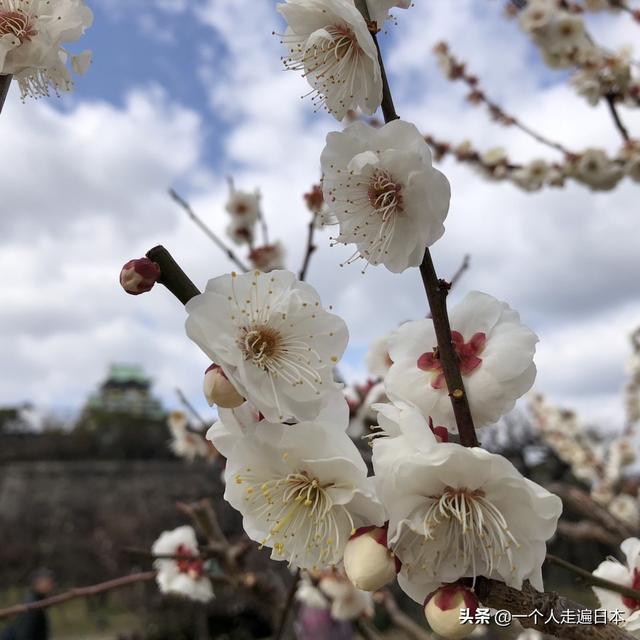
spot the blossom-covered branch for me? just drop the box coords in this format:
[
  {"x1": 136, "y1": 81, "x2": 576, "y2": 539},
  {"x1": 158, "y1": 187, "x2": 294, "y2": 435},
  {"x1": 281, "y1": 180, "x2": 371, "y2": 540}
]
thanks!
[
  {"x1": 354, "y1": 0, "x2": 478, "y2": 447},
  {"x1": 434, "y1": 41, "x2": 574, "y2": 155}
]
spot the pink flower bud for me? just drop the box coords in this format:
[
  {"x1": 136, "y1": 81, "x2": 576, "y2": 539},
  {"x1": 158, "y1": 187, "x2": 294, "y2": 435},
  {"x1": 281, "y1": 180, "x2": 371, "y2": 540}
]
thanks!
[
  {"x1": 424, "y1": 585, "x2": 478, "y2": 639},
  {"x1": 203, "y1": 365, "x2": 245, "y2": 409},
  {"x1": 343, "y1": 525, "x2": 399, "y2": 592},
  {"x1": 120, "y1": 258, "x2": 161, "y2": 296}
]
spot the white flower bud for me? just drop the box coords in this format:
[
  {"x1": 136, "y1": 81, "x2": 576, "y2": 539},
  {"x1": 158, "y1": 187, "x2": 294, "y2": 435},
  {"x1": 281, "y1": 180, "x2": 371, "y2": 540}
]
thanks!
[
  {"x1": 343, "y1": 526, "x2": 399, "y2": 592},
  {"x1": 203, "y1": 365, "x2": 245, "y2": 409},
  {"x1": 424, "y1": 585, "x2": 479, "y2": 640}
]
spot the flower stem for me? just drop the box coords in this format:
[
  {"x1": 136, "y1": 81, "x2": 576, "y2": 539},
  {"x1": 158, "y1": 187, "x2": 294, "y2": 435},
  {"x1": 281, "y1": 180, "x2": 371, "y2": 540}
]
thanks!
[
  {"x1": 0, "y1": 75, "x2": 11, "y2": 114},
  {"x1": 169, "y1": 188, "x2": 250, "y2": 273},
  {"x1": 354, "y1": 0, "x2": 479, "y2": 447},
  {"x1": 146, "y1": 245, "x2": 201, "y2": 305},
  {"x1": 546, "y1": 553, "x2": 640, "y2": 603},
  {"x1": 299, "y1": 213, "x2": 317, "y2": 281}
]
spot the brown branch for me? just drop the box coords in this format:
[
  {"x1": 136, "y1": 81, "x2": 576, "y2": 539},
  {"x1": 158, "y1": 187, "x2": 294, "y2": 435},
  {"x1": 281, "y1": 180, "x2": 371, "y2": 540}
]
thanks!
[
  {"x1": 0, "y1": 75, "x2": 10, "y2": 114},
  {"x1": 604, "y1": 94, "x2": 631, "y2": 142},
  {"x1": 353, "y1": 1, "x2": 479, "y2": 447},
  {"x1": 299, "y1": 213, "x2": 317, "y2": 281},
  {"x1": 378, "y1": 591, "x2": 432, "y2": 640},
  {"x1": 169, "y1": 188, "x2": 249, "y2": 273},
  {"x1": 419, "y1": 251, "x2": 478, "y2": 447},
  {"x1": 0, "y1": 571, "x2": 156, "y2": 620},
  {"x1": 475, "y1": 578, "x2": 636, "y2": 639},
  {"x1": 177, "y1": 499, "x2": 228, "y2": 547},
  {"x1": 145, "y1": 245, "x2": 201, "y2": 305},
  {"x1": 557, "y1": 520, "x2": 622, "y2": 548},
  {"x1": 274, "y1": 568, "x2": 301, "y2": 640},
  {"x1": 546, "y1": 553, "x2": 640, "y2": 602},
  {"x1": 550, "y1": 483, "x2": 635, "y2": 543}
]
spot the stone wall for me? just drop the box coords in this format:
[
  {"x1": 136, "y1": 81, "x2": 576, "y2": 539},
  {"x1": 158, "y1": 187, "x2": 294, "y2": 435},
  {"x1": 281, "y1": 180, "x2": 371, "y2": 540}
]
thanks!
[{"x1": 0, "y1": 460, "x2": 239, "y2": 585}]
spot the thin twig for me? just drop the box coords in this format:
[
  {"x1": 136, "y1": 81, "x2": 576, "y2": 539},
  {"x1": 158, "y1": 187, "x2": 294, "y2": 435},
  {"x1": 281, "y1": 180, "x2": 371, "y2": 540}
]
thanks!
[
  {"x1": 354, "y1": 1, "x2": 479, "y2": 448},
  {"x1": 176, "y1": 387, "x2": 208, "y2": 429},
  {"x1": 0, "y1": 572, "x2": 156, "y2": 620},
  {"x1": 449, "y1": 254, "x2": 471, "y2": 289},
  {"x1": 546, "y1": 553, "x2": 640, "y2": 602},
  {"x1": 0, "y1": 75, "x2": 11, "y2": 114},
  {"x1": 435, "y1": 44, "x2": 573, "y2": 156},
  {"x1": 177, "y1": 499, "x2": 228, "y2": 547},
  {"x1": 169, "y1": 189, "x2": 249, "y2": 273},
  {"x1": 605, "y1": 94, "x2": 631, "y2": 142},
  {"x1": 274, "y1": 569, "x2": 301, "y2": 640},
  {"x1": 299, "y1": 213, "x2": 317, "y2": 281}
]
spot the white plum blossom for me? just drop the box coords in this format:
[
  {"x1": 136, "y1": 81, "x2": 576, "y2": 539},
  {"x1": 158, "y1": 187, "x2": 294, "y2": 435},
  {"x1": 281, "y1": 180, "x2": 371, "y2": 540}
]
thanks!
[
  {"x1": 511, "y1": 159, "x2": 550, "y2": 192},
  {"x1": 385, "y1": 291, "x2": 538, "y2": 429},
  {"x1": 167, "y1": 411, "x2": 212, "y2": 462},
  {"x1": 571, "y1": 69, "x2": 604, "y2": 106},
  {"x1": 593, "y1": 538, "x2": 640, "y2": 628},
  {"x1": 518, "y1": 0, "x2": 557, "y2": 33},
  {"x1": 226, "y1": 217, "x2": 255, "y2": 246},
  {"x1": 364, "y1": 333, "x2": 393, "y2": 378},
  {"x1": 374, "y1": 441, "x2": 562, "y2": 603},
  {"x1": 321, "y1": 120, "x2": 450, "y2": 272},
  {"x1": 207, "y1": 393, "x2": 350, "y2": 459},
  {"x1": 249, "y1": 243, "x2": 286, "y2": 273},
  {"x1": 609, "y1": 494, "x2": 640, "y2": 529},
  {"x1": 0, "y1": 0, "x2": 93, "y2": 99},
  {"x1": 369, "y1": 400, "x2": 446, "y2": 469},
  {"x1": 225, "y1": 183, "x2": 261, "y2": 226},
  {"x1": 209, "y1": 417, "x2": 385, "y2": 571},
  {"x1": 571, "y1": 148, "x2": 624, "y2": 191},
  {"x1": 186, "y1": 269, "x2": 349, "y2": 423},
  {"x1": 366, "y1": 0, "x2": 411, "y2": 29},
  {"x1": 516, "y1": 631, "x2": 543, "y2": 640},
  {"x1": 277, "y1": 0, "x2": 382, "y2": 120},
  {"x1": 318, "y1": 573, "x2": 374, "y2": 620},
  {"x1": 152, "y1": 526, "x2": 214, "y2": 603},
  {"x1": 296, "y1": 574, "x2": 330, "y2": 610}
]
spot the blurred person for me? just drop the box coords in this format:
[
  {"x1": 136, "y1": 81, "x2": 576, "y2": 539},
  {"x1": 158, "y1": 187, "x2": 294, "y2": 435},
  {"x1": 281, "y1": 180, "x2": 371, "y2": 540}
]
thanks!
[{"x1": 1, "y1": 569, "x2": 54, "y2": 640}]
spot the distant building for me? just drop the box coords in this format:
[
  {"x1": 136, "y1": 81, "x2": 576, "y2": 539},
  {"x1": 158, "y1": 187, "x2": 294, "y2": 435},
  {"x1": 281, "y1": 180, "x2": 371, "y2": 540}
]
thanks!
[{"x1": 84, "y1": 364, "x2": 164, "y2": 418}]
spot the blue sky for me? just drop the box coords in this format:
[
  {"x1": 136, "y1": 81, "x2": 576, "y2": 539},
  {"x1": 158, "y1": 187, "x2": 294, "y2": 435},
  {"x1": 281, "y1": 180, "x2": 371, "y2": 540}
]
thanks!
[{"x1": 1, "y1": 0, "x2": 640, "y2": 430}]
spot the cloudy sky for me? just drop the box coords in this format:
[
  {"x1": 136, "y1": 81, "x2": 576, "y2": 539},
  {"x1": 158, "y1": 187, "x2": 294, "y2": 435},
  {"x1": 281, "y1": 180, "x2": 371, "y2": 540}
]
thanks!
[{"x1": 2, "y1": 0, "x2": 639, "y2": 429}]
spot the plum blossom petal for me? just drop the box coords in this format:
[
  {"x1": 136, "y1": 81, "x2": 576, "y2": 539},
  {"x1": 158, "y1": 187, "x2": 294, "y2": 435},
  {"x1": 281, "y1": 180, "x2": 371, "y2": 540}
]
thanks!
[
  {"x1": 186, "y1": 269, "x2": 348, "y2": 423},
  {"x1": 321, "y1": 120, "x2": 450, "y2": 273},
  {"x1": 385, "y1": 291, "x2": 538, "y2": 428}
]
